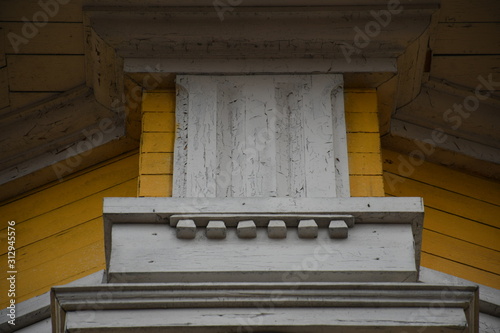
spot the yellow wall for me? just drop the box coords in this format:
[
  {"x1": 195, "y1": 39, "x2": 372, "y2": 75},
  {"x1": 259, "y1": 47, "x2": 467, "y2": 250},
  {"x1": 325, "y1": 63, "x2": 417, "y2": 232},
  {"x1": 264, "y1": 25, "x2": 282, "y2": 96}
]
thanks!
[
  {"x1": 0, "y1": 151, "x2": 139, "y2": 307},
  {"x1": 345, "y1": 89, "x2": 385, "y2": 197},
  {"x1": 383, "y1": 148, "x2": 500, "y2": 288},
  {"x1": 138, "y1": 91, "x2": 175, "y2": 197}
]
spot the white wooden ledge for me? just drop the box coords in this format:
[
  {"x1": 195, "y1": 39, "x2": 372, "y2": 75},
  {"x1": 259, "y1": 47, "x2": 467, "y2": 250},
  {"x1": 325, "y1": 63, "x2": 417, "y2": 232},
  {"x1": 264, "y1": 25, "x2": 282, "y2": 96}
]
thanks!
[{"x1": 51, "y1": 282, "x2": 478, "y2": 333}]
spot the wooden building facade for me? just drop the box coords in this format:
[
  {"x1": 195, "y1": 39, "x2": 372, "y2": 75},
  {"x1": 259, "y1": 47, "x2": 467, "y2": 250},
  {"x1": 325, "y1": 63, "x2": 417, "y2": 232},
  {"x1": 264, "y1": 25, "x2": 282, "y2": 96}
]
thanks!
[{"x1": 0, "y1": 0, "x2": 499, "y2": 332}]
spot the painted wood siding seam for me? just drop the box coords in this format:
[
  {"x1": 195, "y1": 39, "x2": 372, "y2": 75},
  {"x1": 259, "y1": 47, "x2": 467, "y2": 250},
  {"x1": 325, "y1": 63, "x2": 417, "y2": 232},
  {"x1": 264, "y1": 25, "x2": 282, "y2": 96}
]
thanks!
[{"x1": 384, "y1": 170, "x2": 500, "y2": 208}]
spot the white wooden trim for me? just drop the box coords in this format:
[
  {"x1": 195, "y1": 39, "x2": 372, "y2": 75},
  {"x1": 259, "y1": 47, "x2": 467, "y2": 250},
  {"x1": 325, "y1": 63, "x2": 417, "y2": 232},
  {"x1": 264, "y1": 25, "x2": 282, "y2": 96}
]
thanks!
[
  {"x1": 108, "y1": 224, "x2": 417, "y2": 283},
  {"x1": 103, "y1": 197, "x2": 424, "y2": 273},
  {"x1": 124, "y1": 58, "x2": 398, "y2": 75},
  {"x1": 51, "y1": 282, "x2": 478, "y2": 333},
  {"x1": 0, "y1": 270, "x2": 105, "y2": 333},
  {"x1": 419, "y1": 266, "x2": 500, "y2": 317}
]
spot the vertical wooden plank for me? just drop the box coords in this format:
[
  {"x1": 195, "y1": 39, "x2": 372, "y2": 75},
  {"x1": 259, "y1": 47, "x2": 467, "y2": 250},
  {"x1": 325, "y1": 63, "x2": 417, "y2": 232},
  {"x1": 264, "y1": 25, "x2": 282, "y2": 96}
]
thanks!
[
  {"x1": 173, "y1": 82, "x2": 189, "y2": 197},
  {"x1": 243, "y1": 77, "x2": 276, "y2": 197},
  {"x1": 0, "y1": 67, "x2": 9, "y2": 110},
  {"x1": 304, "y1": 75, "x2": 337, "y2": 197},
  {"x1": 7, "y1": 55, "x2": 85, "y2": 91},
  {"x1": 330, "y1": 77, "x2": 350, "y2": 197},
  {"x1": 286, "y1": 80, "x2": 307, "y2": 198},
  {"x1": 216, "y1": 78, "x2": 237, "y2": 197},
  {"x1": 274, "y1": 81, "x2": 294, "y2": 197},
  {"x1": 186, "y1": 76, "x2": 217, "y2": 197},
  {"x1": 0, "y1": 27, "x2": 6, "y2": 67}
]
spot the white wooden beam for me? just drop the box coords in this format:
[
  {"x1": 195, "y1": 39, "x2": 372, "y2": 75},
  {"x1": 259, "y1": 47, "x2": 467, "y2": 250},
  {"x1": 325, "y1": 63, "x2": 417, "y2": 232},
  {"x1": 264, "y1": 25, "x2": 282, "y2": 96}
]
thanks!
[
  {"x1": 124, "y1": 58, "x2": 398, "y2": 75},
  {"x1": 51, "y1": 282, "x2": 478, "y2": 333},
  {"x1": 103, "y1": 197, "x2": 424, "y2": 223},
  {"x1": 419, "y1": 267, "x2": 500, "y2": 317}
]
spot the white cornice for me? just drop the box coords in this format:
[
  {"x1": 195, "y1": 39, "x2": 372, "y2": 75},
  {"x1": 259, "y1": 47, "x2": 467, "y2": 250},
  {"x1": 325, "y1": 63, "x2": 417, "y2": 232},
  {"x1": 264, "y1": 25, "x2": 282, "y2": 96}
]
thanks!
[{"x1": 51, "y1": 282, "x2": 478, "y2": 333}]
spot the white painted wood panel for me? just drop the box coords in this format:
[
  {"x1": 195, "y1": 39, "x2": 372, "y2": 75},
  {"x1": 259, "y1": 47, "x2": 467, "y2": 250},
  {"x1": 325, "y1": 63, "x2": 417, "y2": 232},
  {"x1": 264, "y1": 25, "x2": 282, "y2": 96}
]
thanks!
[
  {"x1": 53, "y1": 282, "x2": 476, "y2": 333},
  {"x1": 65, "y1": 307, "x2": 467, "y2": 333},
  {"x1": 109, "y1": 224, "x2": 417, "y2": 283},
  {"x1": 173, "y1": 74, "x2": 349, "y2": 198}
]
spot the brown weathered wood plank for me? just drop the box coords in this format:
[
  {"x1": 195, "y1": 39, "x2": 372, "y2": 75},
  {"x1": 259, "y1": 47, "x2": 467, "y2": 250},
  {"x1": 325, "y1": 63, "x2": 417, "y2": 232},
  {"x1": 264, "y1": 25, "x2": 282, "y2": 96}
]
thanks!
[
  {"x1": 7, "y1": 55, "x2": 85, "y2": 91},
  {"x1": 439, "y1": 0, "x2": 500, "y2": 23},
  {"x1": 3, "y1": 22, "x2": 84, "y2": 54},
  {"x1": 431, "y1": 55, "x2": 500, "y2": 90},
  {"x1": 0, "y1": 0, "x2": 84, "y2": 22},
  {"x1": 434, "y1": 23, "x2": 500, "y2": 55},
  {"x1": 0, "y1": 67, "x2": 9, "y2": 110},
  {"x1": 0, "y1": 27, "x2": 5, "y2": 67},
  {"x1": 8, "y1": 92, "x2": 56, "y2": 109}
]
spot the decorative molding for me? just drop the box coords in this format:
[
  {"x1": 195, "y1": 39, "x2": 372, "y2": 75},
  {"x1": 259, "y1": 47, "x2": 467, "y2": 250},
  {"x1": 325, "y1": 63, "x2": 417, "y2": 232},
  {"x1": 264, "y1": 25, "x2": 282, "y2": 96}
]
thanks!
[
  {"x1": 169, "y1": 213, "x2": 355, "y2": 227},
  {"x1": 419, "y1": 267, "x2": 500, "y2": 318},
  {"x1": 0, "y1": 270, "x2": 105, "y2": 333},
  {"x1": 103, "y1": 197, "x2": 423, "y2": 284},
  {"x1": 50, "y1": 282, "x2": 478, "y2": 333}
]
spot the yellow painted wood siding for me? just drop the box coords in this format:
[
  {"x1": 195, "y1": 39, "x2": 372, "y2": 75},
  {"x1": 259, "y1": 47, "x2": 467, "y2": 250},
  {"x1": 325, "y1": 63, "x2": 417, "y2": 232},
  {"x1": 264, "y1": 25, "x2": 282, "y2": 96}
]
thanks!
[
  {"x1": 0, "y1": 151, "x2": 139, "y2": 307},
  {"x1": 345, "y1": 89, "x2": 385, "y2": 197},
  {"x1": 383, "y1": 148, "x2": 500, "y2": 288},
  {"x1": 138, "y1": 91, "x2": 175, "y2": 197}
]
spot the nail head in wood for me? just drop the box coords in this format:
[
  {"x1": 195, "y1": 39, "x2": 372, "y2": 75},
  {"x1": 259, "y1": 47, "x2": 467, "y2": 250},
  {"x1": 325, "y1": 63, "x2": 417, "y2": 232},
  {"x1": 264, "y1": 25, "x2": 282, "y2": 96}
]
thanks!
[
  {"x1": 267, "y1": 220, "x2": 287, "y2": 239},
  {"x1": 329, "y1": 220, "x2": 348, "y2": 239},
  {"x1": 206, "y1": 221, "x2": 227, "y2": 239},
  {"x1": 176, "y1": 219, "x2": 196, "y2": 239},
  {"x1": 236, "y1": 220, "x2": 257, "y2": 239},
  {"x1": 298, "y1": 219, "x2": 318, "y2": 239}
]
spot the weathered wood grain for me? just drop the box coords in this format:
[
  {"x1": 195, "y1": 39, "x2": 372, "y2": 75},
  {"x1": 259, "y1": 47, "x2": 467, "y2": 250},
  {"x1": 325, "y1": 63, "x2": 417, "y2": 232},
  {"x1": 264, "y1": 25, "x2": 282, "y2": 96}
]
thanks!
[
  {"x1": 66, "y1": 307, "x2": 467, "y2": 333},
  {"x1": 439, "y1": 0, "x2": 500, "y2": 23},
  {"x1": 52, "y1": 282, "x2": 477, "y2": 333},
  {"x1": 0, "y1": 27, "x2": 5, "y2": 67},
  {"x1": 8, "y1": 92, "x2": 56, "y2": 110},
  {"x1": 0, "y1": 67, "x2": 9, "y2": 110},
  {"x1": 434, "y1": 23, "x2": 500, "y2": 55},
  {"x1": 2, "y1": 23, "x2": 84, "y2": 54},
  {"x1": 0, "y1": 0, "x2": 84, "y2": 22},
  {"x1": 7, "y1": 55, "x2": 85, "y2": 91},
  {"x1": 420, "y1": 266, "x2": 500, "y2": 317},
  {"x1": 174, "y1": 74, "x2": 349, "y2": 198},
  {"x1": 109, "y1": 224, "x2": 417, "y2": 283},
  {"x1": 431, "y1": 55, "x2": 500, "y2": 91}
]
